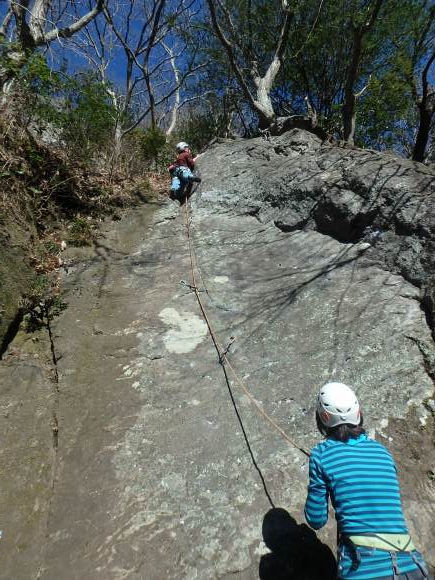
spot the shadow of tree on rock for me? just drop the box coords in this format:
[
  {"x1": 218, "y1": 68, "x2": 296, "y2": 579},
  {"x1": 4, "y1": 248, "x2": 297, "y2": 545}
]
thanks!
[{"x1": 259, "y1": 508, "x2": 336, "y2": 580}]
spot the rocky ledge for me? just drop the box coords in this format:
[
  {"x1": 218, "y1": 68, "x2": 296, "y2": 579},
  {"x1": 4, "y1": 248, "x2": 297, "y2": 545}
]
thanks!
[{"x1": 198, "y1": 130, "x2": 435, "y2": 331}]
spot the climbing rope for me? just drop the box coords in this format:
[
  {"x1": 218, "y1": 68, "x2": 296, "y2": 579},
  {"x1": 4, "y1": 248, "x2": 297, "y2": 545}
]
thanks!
[{"x1": 183, "y1": 197, "x2": 310, "y2": 460}]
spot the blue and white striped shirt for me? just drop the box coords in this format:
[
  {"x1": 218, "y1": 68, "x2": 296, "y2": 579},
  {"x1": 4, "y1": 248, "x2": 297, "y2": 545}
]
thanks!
[{"x1": 304, "y1": 435, "x2": 424, "y2": 579}]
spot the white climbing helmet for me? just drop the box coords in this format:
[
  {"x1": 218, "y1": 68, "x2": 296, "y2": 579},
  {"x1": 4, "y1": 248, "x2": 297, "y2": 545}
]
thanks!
[
  {"x1": 176, "y1": 141, "x2": 189, "y2": 153},
  {"x1": 316, "y1": 382, "x2": 360, "y2": 428}
]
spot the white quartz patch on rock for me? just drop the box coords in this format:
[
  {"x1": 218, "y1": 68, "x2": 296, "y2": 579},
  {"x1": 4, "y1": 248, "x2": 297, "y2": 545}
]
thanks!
[
  {"x1": 159, "y1": 307, "x2": 208, "y2": 353},
  {"x1": 213, "y1": 276, "x2": 229, "y2": 284}
]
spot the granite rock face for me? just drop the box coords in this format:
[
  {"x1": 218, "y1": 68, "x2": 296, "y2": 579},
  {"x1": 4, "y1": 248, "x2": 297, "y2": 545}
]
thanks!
[
  {"x1": 0, "y1": 133, "x2": 434, "y2": 579},
  {"x1": 198, "y1": 130, "x2": 434, "y2": 289},
  {"x1": 0, "y1": 217, "x2": 36, "y2": 355}
]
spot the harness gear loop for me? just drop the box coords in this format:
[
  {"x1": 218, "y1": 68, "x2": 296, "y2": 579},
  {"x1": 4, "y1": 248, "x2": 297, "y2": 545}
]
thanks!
[
  {"x1": 340, "y1": 536, "x2": 361, "y2": 572},
  {"x1": 390, "y1": 551, "x2": 400, "y2": 578}
]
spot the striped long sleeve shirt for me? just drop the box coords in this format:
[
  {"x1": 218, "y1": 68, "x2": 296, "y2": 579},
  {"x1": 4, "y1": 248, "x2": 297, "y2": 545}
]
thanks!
[{"x1": 304, "y1": 435, "x2": 425, "y2": 579}]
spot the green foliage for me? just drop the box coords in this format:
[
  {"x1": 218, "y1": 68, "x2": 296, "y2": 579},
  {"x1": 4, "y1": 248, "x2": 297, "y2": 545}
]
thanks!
[
  {"x1": 354, "y1": 0, "x2": 433, "y2": 153},
  {"x1": 16, "y1": 54, "x2": 64, "y2": 128},
  {"x1": 61, "y1": 72, "x2": 116, "y2": 155},
  {"x1": 139, "y1": 126, "x2": 167, "y2": 162},
  {"x1": 21, "y1": 275, "x2": 67, "y2": 331},
  {"x1": 28, "y1": 274, "x2": 50, "y2": 299},
  {"x1": 190, "y1": 0, "x2": 432, "y2": 155},
  {"x1": 3, "y1": 0, "x2": 433, "y2": 162},
  {"x1": 356, "y1": 72, "x2": 416, "y2": 152},
  {"x1": 20, "y1": 54, "x2": 62, "y2": 95},
  {"x1": 123, "y1": 126, "x2": 176, "y2": 171},
  {"x1": 14, "y1": 55, "x2": 116, "y2": 162},
  {"x1": 0, "y1": 40, "x2": 28, "y2": 76},
  {"x1": 43, "y1": 240, "x2": 59, "y2": 254},
  {"x1": 68, "y1": 217, "x2": 96, "y2": 247},
  {"x1": 177, "y1": 111, "x2": 223, "y2": 152}
]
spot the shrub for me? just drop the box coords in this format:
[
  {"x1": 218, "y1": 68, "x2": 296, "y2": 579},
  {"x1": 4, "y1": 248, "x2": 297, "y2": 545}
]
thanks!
[
  {"x1": 139, "y1": 127, "x2": 167, "y2": 161},
  {"x1": 12, "y1": 56, "x2": 116, "y2": 163},
  {"x1": 20, "y1": 274, "x2": 67, "y2": 332},
  {"x1": 61, "y1": 72, "x2": 116, "y2": 158},
  {"x1": 68, "y1": 217, "x2": 96, "y2": 246}
]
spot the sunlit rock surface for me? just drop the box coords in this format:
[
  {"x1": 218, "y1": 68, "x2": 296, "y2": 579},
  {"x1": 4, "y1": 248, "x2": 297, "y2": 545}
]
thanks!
[{"x1": 0, "y1": 131, "x2": 434, "y2": 579}]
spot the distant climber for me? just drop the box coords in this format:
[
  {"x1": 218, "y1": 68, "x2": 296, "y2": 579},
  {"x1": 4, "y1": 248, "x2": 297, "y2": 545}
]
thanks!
[
  {"x1": 168, "y1": 142, "x2": 201, "y2": 203},
  {"x1": 305, "y1": 382, "x2": 430, "y2": 580}
]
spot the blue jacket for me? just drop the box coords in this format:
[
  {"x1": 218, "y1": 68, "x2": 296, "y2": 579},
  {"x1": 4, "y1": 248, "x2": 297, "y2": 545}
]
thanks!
[{"x1": 304, "y1": 435, "x2": 426, "y2": 579}]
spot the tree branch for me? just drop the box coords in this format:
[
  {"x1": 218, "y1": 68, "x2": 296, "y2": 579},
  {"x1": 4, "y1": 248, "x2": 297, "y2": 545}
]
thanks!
[
  {"x1": 43, "y1": 0, "x2": 104, "y2": 44},
  {"x1": 162, "y1": 42, "x2": 180, "y2": 136},
  {"x1": 354, "y1": 74, "x2": 371, "y2": 98},
  {"x1": 364, "y1": 0, "x2": 384, "y2": 31},
  {"x1": 206, "y1": 0, "x2": 255, "y2": 109},
  {"x1": 29, "y1": 0, "x2": 50, "y2": 43},
  {"x1": 255, "y1": 5, "x2": 292, "y2": 100},
  {"x1": 293, "y1": 0, "x2": 324, "y2": 59},
  {"x1": 274, "y1": 5, "x2": 293, "y2": 63},
  {"x1": 215, "y1": 0, "x2": 244, "y2": 54},
  {"x1": 421, "y1": 49, "x2": 435, "y2": 103},
  {"x1": 140, "y1": 0, "x2": 166, "y2": 64},
  {"x1": 0, "y1": 8, "x2": 13, "y2": 38}
]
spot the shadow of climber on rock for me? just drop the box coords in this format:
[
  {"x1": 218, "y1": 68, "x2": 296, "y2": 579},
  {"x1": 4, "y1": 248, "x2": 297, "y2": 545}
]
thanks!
[{"x1": 259, "y1": 507, "x2": 336, "y2": 580}]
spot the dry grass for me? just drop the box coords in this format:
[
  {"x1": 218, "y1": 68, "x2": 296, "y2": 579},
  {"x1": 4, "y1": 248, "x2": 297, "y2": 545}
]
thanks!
[
  {"x1": 0, "y1": 109, "x2": 165, "y2": 308},
  {"x1": 0, "y1": 112, "x2": 164, "y2": 229},
  {"x1": 147, "y1": 172, "x2": 170, "y2": 197}
]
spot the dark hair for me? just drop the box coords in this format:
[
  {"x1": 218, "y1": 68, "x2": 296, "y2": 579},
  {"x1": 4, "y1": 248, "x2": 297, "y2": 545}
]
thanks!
[{"x1": 316, "y1": 412, "x2": 365, "y2": 442}]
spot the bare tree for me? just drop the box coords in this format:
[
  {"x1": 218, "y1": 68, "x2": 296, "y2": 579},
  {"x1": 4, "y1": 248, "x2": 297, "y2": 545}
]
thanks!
[
  {"x1": 206, "y1": 0, "x2": 293, "y2": 129},
  {"x1": 0, "y1": 0, "x2": 104, "y2": 91},
  {"x1": 409, "y1": 4, "x2": 435, "y2": 162},
  {"x1": 95, "y1": 0, "x2": 203, "y2": 154},
  {"x1": 412, "y1": 49, "x2": 435, "y2": 162},
  {"x1": 162, "y1": 42, "x2": 181, "y2": 136},
  {"x1": 342, "y1": 0, "x2": 384, "y2": 144}
]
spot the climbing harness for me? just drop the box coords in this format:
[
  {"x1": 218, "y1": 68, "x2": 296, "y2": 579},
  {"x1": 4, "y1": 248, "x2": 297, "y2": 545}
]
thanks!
[
  {"x1": 346, "y1": 533, "x2": 416, "y2": 552},
  {"x1": 183, "y1": 198, "x2": 310, "y2": 459},
  {"x1": 339, "y1": 534, "x2": 428, "y2": 578}
]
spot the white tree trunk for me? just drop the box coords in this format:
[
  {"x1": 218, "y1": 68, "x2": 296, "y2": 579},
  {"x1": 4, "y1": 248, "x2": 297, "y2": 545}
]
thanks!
[{"x1": 253, "y1": 56, "x2": 281, "y2": 127}]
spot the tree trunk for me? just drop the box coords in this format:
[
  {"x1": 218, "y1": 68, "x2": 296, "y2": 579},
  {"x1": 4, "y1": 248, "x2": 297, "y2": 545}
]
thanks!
[
  {"x1": 254, "y1": 63, "x2": 279, "y2": 129},
  {"x1": 109, "y1": 122, "x2": 123, "y2": 179},
  {"x1": 164, "y1": 44, "x2": 180, "y2": 137},
  {"x1": 342, "y1": 29, "x2": 362, "y2": 145},
  {"x1": 412, "y1": 103, "x2": 433, "y2": 162},
  {"x1": 412, "y1": 50, "x2": 435, "y2": 163},
  {"x1": 255, "y1": 109, "x2": 275, "y2": 130},
  {"x1": 144, "y1": 70, "x2": 156, "y2": 129},
  {"x1": 206, "y1": 0, "x2": 291, "y2": 132},
  {"x1": 0, "y1": 47, "x2": 28, "y2": 93},
  {"x1": 1, "y1": 0, "x2": 103, "y2": 92},
  {"x1": 342, "y1": 93, "x2": 356, "y2": 144}
]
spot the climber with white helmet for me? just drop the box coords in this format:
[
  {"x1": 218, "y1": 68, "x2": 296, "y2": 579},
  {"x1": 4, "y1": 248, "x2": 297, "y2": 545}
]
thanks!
[
  {"x1": 168, "y1": 141, "x2": 201, "y2": 202},
  {"x1": 305, "y1": 382, "x2": 429, "y2": 580}
]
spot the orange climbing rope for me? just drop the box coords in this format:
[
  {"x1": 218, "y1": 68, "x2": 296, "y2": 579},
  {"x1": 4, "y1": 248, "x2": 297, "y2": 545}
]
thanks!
[{"x1": 183, "y1": 198, "x2": 310, "y2": 458}]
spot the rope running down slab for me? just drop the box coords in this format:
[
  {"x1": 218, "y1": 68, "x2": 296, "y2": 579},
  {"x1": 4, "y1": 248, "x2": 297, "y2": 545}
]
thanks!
[{"x1": 183, "y1": 199, "x2": 310, "y2": 460}]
